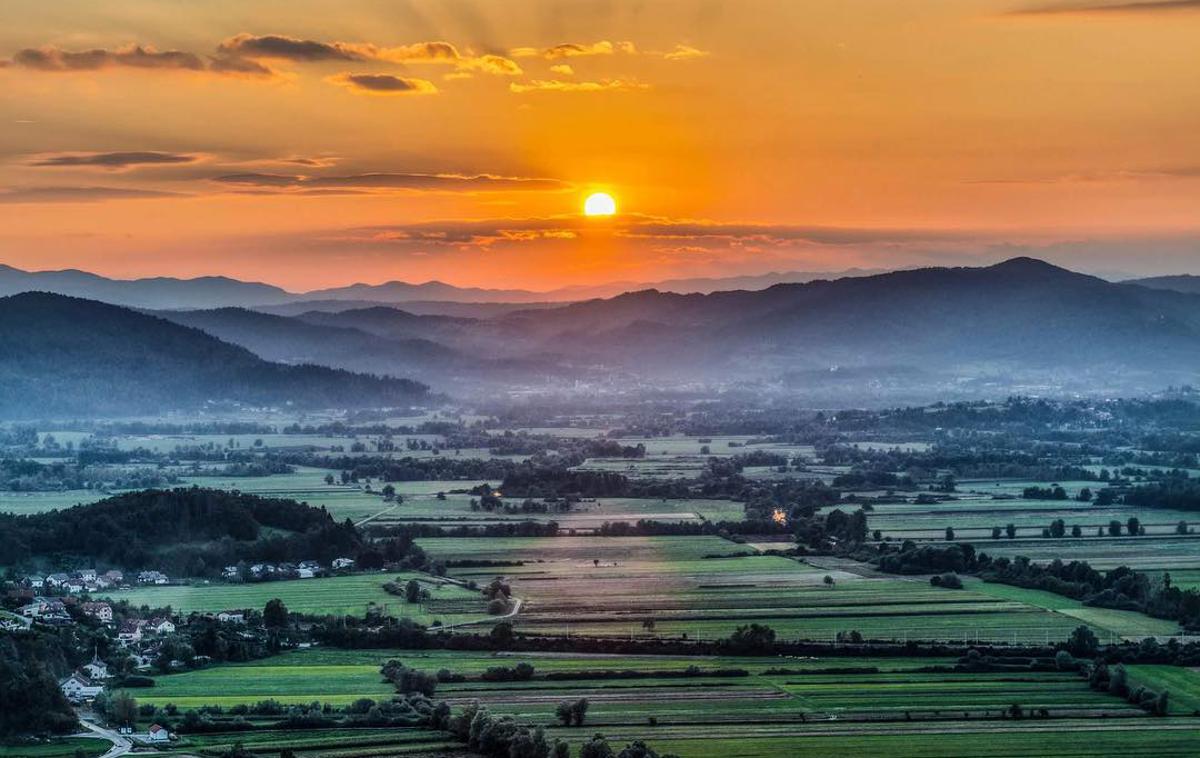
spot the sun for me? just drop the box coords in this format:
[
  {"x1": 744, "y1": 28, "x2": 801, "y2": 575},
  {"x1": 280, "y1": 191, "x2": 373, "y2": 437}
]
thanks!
[{"x1": 583, "y1": 192, "x2": 617, "y2": 217}]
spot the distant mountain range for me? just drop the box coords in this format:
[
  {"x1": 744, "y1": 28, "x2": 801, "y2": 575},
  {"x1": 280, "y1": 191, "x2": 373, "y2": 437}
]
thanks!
[
  {"x1": 0, "y1": 292, "x2": 429, "y2": 417},
  {"x1": 4, "y1": 258, "x2": 1200, "y2": 413},
  {"x1": 1128, "y1": 275, "x2": 1200, "y2": 295},
  {"x1": 0, "y1": 262, "x2": 885, "y2": 311}
]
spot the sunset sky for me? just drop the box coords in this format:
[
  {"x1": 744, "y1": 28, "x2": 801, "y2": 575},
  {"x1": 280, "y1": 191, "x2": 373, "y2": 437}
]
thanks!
[{"x1": 1, "y1": 0, "x2": 1198, "y2": 291}]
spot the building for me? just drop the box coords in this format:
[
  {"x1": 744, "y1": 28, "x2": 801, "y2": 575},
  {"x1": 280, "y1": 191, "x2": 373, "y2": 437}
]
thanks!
[
  {"x1": 137, "y1": 570, "x2": 169, "y2": 585},
  {"x1": 147, "y1": 724, "x2": 170, "y2": 743},
  {"x1": 81, "y1": 601, "x2": 113, "y2": 623},
  {"x1": 103, "y1": 569, "x2": 124, "y2": 586},
  {"x1": 217, "y1": 611, "x2": 246, "y2": 624},
  {"x1": 296, "y1": 567, "x2": 316, "y2": 579},
  {"x1": 82, "y1": 651, "x2": 111, "y2": 680},
  {"x1": 78, "y1": 569, "x2": 97, "y2": 581},
  {"x1": 147, "y1": 617, "x2": 176, "y2": 635},
  {"x1": 332, "y1": 557, "x2": 355, "y2": 570},
  {"x1": 59, "y1": 672, "x2": 104, "y2": 703},
  {"x1": 118, "y1": 619, "x2": 144, "y2": 644},
  {"x1": 25, "y1": 575, "x2": 44, "y2": 589},
  {"x1": 45, "y1": 573, "x2": 70, "y2": 587}
]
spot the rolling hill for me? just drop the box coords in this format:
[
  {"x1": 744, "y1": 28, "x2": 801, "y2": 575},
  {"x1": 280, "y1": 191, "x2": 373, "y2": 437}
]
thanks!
[{"x1": 0, "y1": 292, "x2": 429, "y2": 417}]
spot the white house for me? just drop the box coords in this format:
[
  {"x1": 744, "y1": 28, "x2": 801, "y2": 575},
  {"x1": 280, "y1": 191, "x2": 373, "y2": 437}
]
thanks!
[
  {"x1": 146, "y1": 617, "x2": 175, "y2": 635},
  {"x1": 26, "y1": 575, "x2": 44, "y2": 589},
  {"x1": 147, "y1": 724, "x2": 170, "y2": 743},
  {"x1": 216, "y1": 611, "x2": 246, "y2": 624},
  {"x1": 332, "y1": 557, "x2": 355, "y2": 570},
  {"x1": 78, "y1": 569, "x2": 97, "y2": 581},
  {"x1": 296, "y1": 567, "x2": 316, "y2": 579},
  {"x1": 45, "y1": 573, "x2": 70, "y2": 587},
  {"x1": 59, "y1": 672, "x2": 104, "y2": 702},
  {"x1": 118, "y1": 619, "x2": 144, "y2": 644},
  {"x1": 81, "y1": 601, "x2": 113, "y2": 623}
]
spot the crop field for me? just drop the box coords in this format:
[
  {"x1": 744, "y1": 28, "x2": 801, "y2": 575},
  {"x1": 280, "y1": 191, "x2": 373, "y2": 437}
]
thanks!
[
  {"x1": 0, "y1": 489, "x2": 110, "y2": 514},
  {"x1": 412, "y1": 536, "x2": 1164, "y2": 643},
  {"x1": 98, "y1": 573, "x2": 486, "y2": 623},
  {"x1": 176, "y1": 728, "x2": 463, "y2": 757},
  {"x1": 857, "y1": 496, "x2": 1197, "y2": 540},
  {"x1": 974, "y1": 536, "x2": 1200, "y2": 571},
  {"x1": 127, "y1": 648, "x2": 1185, "y2": 758},
  {"x1": 1126, "y1": 666, "x2": 1200, "y2": 715},
  {"x1": 372, "y1": 496, "x2": 746, "y2": 530}
]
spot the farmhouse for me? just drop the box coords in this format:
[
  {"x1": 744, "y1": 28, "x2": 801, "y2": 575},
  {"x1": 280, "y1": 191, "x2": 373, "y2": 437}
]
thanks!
[
  {"x1": 147, "y1": 724, "x2": 170, "y2": 743},
  {"x1": 297, "y1": 567, "x2": 316, "y2": 579},
  {"x1": 332, "y1": 557, "x2": 355, "y2": 570},
  {"x1": 103, "y1": 569, "x2": 124, "y2": 585},
  {"x1": 25, "y1": 575, "x2": 44, "y2": 589},
  {"x1": 78, "y1": 568, "x2": 97, "y2": 581},
  {"x1": 59, "y1": 672, "x2": 104, "y2": 703},
  {"x1": 217, "y1": 610, "x2": 246, "y2": 624},
  {"x1": 138, "y1": 570, "x2": 169, "y2": 585},
  {"x1": 45, "y1": 572, "x2": 70, "y2": 587}
]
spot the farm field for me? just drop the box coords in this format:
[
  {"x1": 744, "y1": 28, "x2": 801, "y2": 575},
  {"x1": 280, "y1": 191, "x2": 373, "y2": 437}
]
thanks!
[
  {"x1": 974, "y1": 536, "x2": 1200, "y2": 571},
  {"x1": 0, "y1": 489, "x2": 110, "y2": 515},
  {"x1": 125, "y1": 647, "x2": 1192, "y2": 758},
  {"x1": 97, "y1": 573, "x2": 486, "y2": 623},
  {"x1": 1126, "y1": 665, "x2": 1200, "y2": 715},
  {"x1": 373, "y1": 496, "x2": 746, "y2": 529},
  {"x1": 175, "y1": 727, "x2": 463, "y2": 757},
  {"x1": 415, "y1": 536, "x2": 1171, "y2": 643},
  {"x1": 0, "y1": 738, "x2": 108, "y2": 758}
]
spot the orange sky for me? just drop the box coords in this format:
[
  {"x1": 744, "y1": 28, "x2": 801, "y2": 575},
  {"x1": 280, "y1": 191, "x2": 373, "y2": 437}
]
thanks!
[{"x1": 1, "y1": 0, "x2": 1199, "y2": 290}]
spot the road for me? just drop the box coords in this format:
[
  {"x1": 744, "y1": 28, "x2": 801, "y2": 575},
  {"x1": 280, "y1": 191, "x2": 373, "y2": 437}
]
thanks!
[
  {"x1": 78, "y1": 717, "x2": 132, "y2": 758},
  {"x1": 438, "y1": 597, "x2": 523, "y2": 629}
]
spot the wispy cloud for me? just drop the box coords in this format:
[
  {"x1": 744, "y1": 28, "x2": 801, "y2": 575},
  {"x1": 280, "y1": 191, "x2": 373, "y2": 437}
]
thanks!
[
  {"x1": 7, "y1": 44, "x2": 276, "y2": 78},
  {"x1": 1006, "y1": 0, "x2": 1200, "y2": 16},
  {"x1": 511, "y1": 40, "x2": 636, "y2": 60},
  {"x1": 212, "y1": 172, "x2": 569, "y2": 192},
  {"x1": 0, "y1": 186, "x2": 183, "y2": 203},
  {"x1": 967, "y1": 165, "x2": 1200, "y2": 184},
  {"x1": 218, "y1": 34, "x2": 520, "y2": 75},
  {"x1": 509, "y1": 78, "x2": 649, "y2": 93},
  {"x1": 661, "y1": 44, "x2": 710, "y2": 61},
  {"x1": 28, "y1": 151, "x2": 201, "y2": 169}
]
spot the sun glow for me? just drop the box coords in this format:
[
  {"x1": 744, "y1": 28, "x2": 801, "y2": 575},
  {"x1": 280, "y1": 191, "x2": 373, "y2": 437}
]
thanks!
[{"x1": 583, "y1": 192, "x2": 617, "y2": 217}]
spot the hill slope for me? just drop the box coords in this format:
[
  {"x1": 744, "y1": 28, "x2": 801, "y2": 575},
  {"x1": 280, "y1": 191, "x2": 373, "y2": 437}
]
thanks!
[
  {"x1": 1129, "y1": 275, "x2": 1200, "y2": 295},
  {"x1": 0, "y1": 292, "x2": 429, "y2": 417}
]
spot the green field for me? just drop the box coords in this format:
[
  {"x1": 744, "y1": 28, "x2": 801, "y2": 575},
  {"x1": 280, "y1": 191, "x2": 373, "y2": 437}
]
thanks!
[
  {"x1": 1127, "y1": 665, "x2": 1200, "y2": 715},
  {"x1": 98, "y1": 573, "x2": 486, "y2": 623},
  {"x1": 0, "y1": 738, "x2": 108, "y2": 758}
]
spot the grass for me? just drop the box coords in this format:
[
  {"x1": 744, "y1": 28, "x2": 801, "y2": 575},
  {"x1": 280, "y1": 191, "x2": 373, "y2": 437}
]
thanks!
[
  {"x1": 97, "y1": 572, "x2": 485, "y2": 623},
  {"x1": 0, "y1": 738, "x2": 108, "y2": 758},
  {"x1": 1126, "y1": 665, "x2": 1200, "y2": 715}
]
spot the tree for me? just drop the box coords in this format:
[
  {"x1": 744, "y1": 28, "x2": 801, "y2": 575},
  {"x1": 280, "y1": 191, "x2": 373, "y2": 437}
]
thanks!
[
  {"x1": 263, "y1": 598, "x2": 289, "y2": 628},
  {"x1": 1126, "y1": 516, "x2": 1141, "y2": 536},
  {"x1": 1108, "y1": 520, "x2": 1122, "y2": 537},
  {"x1": 579, "y1": 734, "x2": 614, "y2": 758},
  {"x1": 1071, "y1": 524, "x2": 1083, "y2": 538},
  {"x1": 1049, "y1": 519, "x2": 1066, "y2": 538},
  {"x1": 405, "y1": 579, "x2": 422, "y2": 603},
  {"x1": 111, "y1": 691, "x2": 138, "y2": 726},
  {"x1": 1177, "y1": 521, "x2": 1189, "y2": 535},
  {"x1": 1005, "y1": 523, "x2": 1017, "y2": 539},
  {"x1": 1067, "y1": 625, "x2": 1099, "y2": 657},
  {"x1": 324, "y1": 473, "x2": 335, "y2": 485},
  {"x1": 556, "y1": 700, "x2": 575, "y2": 726},
  {"x1": 490, "y1": 621, "x2": 514, "y2": 646},
  {"x1": 991, "y1": 526, "x2": 1002, "y2": 539},
  {"x1": 822, "y1": 575, "x2": 835, "y2": 587},
  {"x1": 945, "y1": 526, "x2": 955, "y2": 541},
  {"x1": 554, "y1": 740, "x2": 571, "y2": 758}
]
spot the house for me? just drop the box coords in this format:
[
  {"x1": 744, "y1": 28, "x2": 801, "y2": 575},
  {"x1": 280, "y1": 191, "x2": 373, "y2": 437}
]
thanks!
[
  {"x1": 59, "y1": 672, "x2": 104, "y2": 702},
  {"x1": 147, "y1": 617, "x2": 176, "y2": 635},
  {"x1": 77, "y1": 569, "x2": 97, "y2": 581},
  {"x1": 103, "y1": 570, "x2": 124, "y2": 586},
  {"x1": 21, "y1": 598, "x2": 68, "y2": 620},
  {"x1": 118, "y1": 619, "x2": 144, "y2": 643},
  {"x1": 332, "y1": 557, "x2": 355, "y2": 570},
  {"x1": 45, "y1": 573, "x2": 70, "y2": 587},
  {"x1": 137, "y1": 570, "x2": 169, "y2": 585},
  {"x1": 217, "y1": 611, "x2": 246, "y2": 624},
  {"x1": 81, "y1": 601, "x2": 113, "y2": 623},
  {"x1": 147, "y1": 724, "x2": 170, "y2": 743},
  {"x1": 249, "y1": 563, "x2": 275, "y2": 577},
  {"x1": 296, "y1": 567, "x2": 316, "y2": 579},
  {"x1": 82, "y1": 651, "x2": 111, "y2": 680},
  {"x1": 25, "y1": 575, "x2": 44, "y2": 589},
  {"x1": 222, "y1": 565, "x2": 240, "y2": 579},
  {"x1": 64, "y1": 581, "x2": 85, "y2": 594},
  {"x1": 298, "y1": 560, "x2": 320, "y2": 572}
]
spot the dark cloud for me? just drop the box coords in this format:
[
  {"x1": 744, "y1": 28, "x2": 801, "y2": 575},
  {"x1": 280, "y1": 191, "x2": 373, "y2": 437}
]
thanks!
[
  {"x1": 12, "y1": 45, "x2": 204, "y2": 71},
  {"x1": 0, "y1": 186, "x2": 183, "y2": 203},
  {"x1": 217, "y1": 33, "x2": 366, "y2": 61},
  {"x1": 327, "y1": 73, "x2": 438, "y2": 95},
  {"x1": 29, "y1": 151, "x2": 200, "y2": 168},
  {"x1": 212, "y1": 172, "x2": 569, "y2": 192},
  {"x1": 8, "y1": 44, "x2": 274, "y2": 77},
  {"x1": 1007, "y1": 0, "x2": 1200, "y2": 15}
]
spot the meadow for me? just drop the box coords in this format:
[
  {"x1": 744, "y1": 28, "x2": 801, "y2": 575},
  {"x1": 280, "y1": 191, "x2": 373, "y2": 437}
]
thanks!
[{"x1": 98, "y1": 573, "x2": 486, "y2": 624}]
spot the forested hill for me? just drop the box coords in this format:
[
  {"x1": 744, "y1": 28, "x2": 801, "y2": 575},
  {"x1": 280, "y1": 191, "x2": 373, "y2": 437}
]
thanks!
[
  {"x1": 0, "y1": 292, "x2": 430, "y2": 417},
  {"x1": 0, "y1": 487, "x2": 362, "y2": 573}
]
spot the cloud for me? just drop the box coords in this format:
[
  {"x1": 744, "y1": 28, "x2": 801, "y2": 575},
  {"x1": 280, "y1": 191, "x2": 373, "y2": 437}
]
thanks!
[
  {"x1": 509, "y1": 78, "x2": 649, "y2": 93},
  {"x1": 211, "y1": 172, "x2": 569, "y2": 192},
  {"x1": 327, "y1": 73, "x2": 438, "y2": 95},
  {"x1": 8, "y1": 44, "x2": 276, "y2": 77},
  {"x1": 11, "y1": 44, "x2": 204, "y2": 72},
  {"x1": 0, "y1": 186, "x2": 183, "y2": 203},
  {"x1": 1006, "y1": 0, "x2": 1200, "y2": 16},
  {"x1": 217, "y1": 34, "x2": 520, "y2": 75},
  {"x1": 966, "y1": 165, "x2": 1200, "y2": 184},
  {"x1": 321, "y1": 214, "x2": 972, "y2": 251},
  {"x1": 549, "y1": 64, "x2": 574, "y2": 75},
  {"x1": 661, "y1": 44, "x2": 710, "y2": 61},
  {"x1": 511, "y1": 40, "x2": 636, "y2": 59},
  {"x1": 28, "y1": 151, "x2": 200, "y2": 169},
  {"x1": 217, "y1": 33, "x2": 367, "y2": 61}
]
